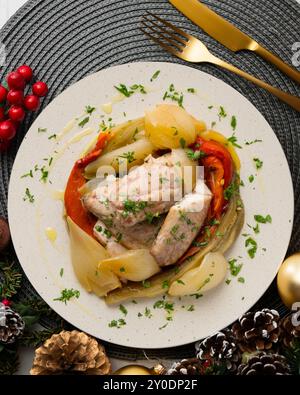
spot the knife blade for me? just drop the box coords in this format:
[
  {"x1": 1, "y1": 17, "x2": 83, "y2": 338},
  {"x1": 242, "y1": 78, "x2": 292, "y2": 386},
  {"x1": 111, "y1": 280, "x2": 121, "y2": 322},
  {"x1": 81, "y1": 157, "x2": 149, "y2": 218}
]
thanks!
[{"x1": 169, "y1": 0, "x2": 300, "y2": 84}]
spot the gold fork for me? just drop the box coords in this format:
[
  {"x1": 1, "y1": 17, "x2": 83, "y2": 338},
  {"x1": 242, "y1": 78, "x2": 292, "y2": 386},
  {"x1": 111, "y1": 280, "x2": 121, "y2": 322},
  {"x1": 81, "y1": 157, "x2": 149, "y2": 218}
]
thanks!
[{"x1": 141, "y1": 13, "x2": 300, "y2": 112}]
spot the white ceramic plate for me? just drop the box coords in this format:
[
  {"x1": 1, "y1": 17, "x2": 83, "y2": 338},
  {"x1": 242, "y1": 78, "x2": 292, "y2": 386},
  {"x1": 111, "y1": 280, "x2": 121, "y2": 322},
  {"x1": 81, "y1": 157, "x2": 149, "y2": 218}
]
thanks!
[{"x1": 8, "y1": 62, "x2": 293, "y2": 348}]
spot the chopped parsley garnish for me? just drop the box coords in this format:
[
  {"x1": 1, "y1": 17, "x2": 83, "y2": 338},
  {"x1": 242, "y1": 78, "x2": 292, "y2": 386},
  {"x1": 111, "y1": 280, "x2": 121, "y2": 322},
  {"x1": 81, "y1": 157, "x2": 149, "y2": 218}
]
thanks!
[
  {"x1": 228, "y1": 259, "x2": 243, "y2": 276},
  {"x1": 114, "y1": 83, "x2": 147, "y2": 97},
  {"x1": 231, "y1": 115, "x2": 237, "y2": 131},
  {"x1": 59, "y1": 268, "x2": 64, "y2": 277},
  {"x1": 187, "y1": 88, "x2": 196, "y2": 93},
  {"x1": 218, "y1": 106, "x2": 227, "y2": 120},
  {"x1": 253, "y1": 157, "x2": 263, "y2": 169},
  {"x1": 253, "y1": 223, "x2": 260, "y2": 234},
  {"x1": 177, "y1": 279, "x2": 185, "y2": 285},
  {"x1": 159, "y1": 323, "x2": 168, "y2": 330},
  {"x1": 186, "y1": 149, "x2": 205, "y2": 161},
  {"x1": 122, "y1": 200, "x2": 147, "y2": 217},
  {"x1": 225, "y1": 279, "x2": 231, "y2": 285},
  {"x1": 49, "y1": 157, "x2": 53, "y2": 166},
  {"x1": 150, "y1": 70, "x2": 160, "y2": 81},
  {"x1": 78, "y1": 117, "x2": 89, "y2": 128},
  {"x1": 21, "y1": 170, "x2": 33, "y2": 178},
  {"x1": 248, "y1": 175, "x2": 254, "y2": 183},
  {"x1": 162, "y1": 280, "x2": 169, "y2": 289},
  {"x1": 208, "y1": 105, "x2": 213, "y2": 109},
  {"x1": 211, "y1": 121, "x2": 216, "y2": 128},
  {"x1": 224, "y1": 181, "x2": 238, "y2": 200},
  {"x1": 227, "y1": 133, "x2": 242, "y2": 148},
  {"x1": 85, "y1": 105, "x2": 95, "y2": 115},
  {"x1": 254, "y1": 214, "x2": 272, "y2": 224},
  {"x1": 119, "y1": 304, "x2": 128, "y2": 316},
  {"x1": 38, "y1": 127, "x2": 47, "y2": 133},
  {"x1": 245, "y1": 139, "x2": 262, "y2": 145},
  {"x1": 142, "y1": 280, "x2": 151, "y2": 288},
  {"x1": 118, "y1": 151, "x2": 136, "y2": 163},
  {"x1": 187, "y1": 305, "x2": 195, "y2": 312},
  {"x1": 54, "y1": 288, "x2": 80, "y2": 304},
  {"x1": 23, "y1": 188, "x2": 34, "y2": 203},
  {"x1": 245, "y1": 237, "x2": 257, "y2": 259},
  {"x1": 192, "y1": 240, "x2": 209, "y2": 247},
  {"x1": 145, "y1": 212, "x2": 160, "y2": 224},
  {"x1": 39, "y1": 167, "x2": 49, "y2": 183},
  {"x1": 238, "y1": 277, "x2": 245, "y2": 283},
  {"x1": 153, "y1": 300, "x2": 165, "y2": 309},
  {"x1": 120, "y1": 267, "x2": 125, "y2": 273},
  {"x1": 179, "y1": 137, "x2": 186, "y2": 148},
  {"x1": 116, "y1": 233, "x2": 123, "y2": 242},
  {"x1": 144, "y1": 307, "x2": 152, "y2": 318},
  {"x1": 108, "y1": 318, "x2": 126, "y2": 328},
  {"x1": 114, "y1": 84, "x2": 133, "y2": 97},
  {"x1": 197, "y1": 277, "x2": 211, "y2": 291},
  {"x1": 48, "y1": 134, "x2": 57, "y2": 140},
  {"x1": 163, "y1": 83, "x2": 184, "y2": 107}
]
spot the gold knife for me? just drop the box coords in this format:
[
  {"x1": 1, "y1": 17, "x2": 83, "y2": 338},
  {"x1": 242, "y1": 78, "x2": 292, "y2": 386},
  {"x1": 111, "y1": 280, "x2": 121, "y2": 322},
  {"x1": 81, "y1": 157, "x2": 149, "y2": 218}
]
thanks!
[{"x1": 169, "y1": 0, "x2": 300, "y2": 84}]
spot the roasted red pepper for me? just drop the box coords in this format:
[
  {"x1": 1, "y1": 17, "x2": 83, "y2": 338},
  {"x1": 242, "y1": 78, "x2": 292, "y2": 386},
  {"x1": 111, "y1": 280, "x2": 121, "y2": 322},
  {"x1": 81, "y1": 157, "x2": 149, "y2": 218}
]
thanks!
[
  {"x1": 193, "y1": 137, "x2": 233, "y2": 188},
  {"x1": 203, "y1": 156, "x2": 225, "y2": 220},
  {"x1": 64, "y1": 132, "x2": 110, "y2": 236}
]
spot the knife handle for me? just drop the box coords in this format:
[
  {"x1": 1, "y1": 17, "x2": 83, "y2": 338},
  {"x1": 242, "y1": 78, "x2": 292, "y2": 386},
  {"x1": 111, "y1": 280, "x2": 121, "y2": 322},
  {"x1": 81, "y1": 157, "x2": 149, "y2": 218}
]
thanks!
[
  {"x1": 253, "y1": 44, "x2": 300, "y2": 84},
  {"x1": 211, "y1": 56, "x2": 300, "y2": 112}
]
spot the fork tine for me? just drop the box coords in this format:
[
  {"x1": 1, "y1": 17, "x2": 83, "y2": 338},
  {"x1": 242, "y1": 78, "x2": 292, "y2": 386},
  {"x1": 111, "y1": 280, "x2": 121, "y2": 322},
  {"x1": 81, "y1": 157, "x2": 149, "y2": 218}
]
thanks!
[
  {"x1": 146, "y1": 11, "x2": 191, "y2": 41},
  {"x1": 141, "y1": 19, "x2": 184, "y2": 52},
  {"x1": 140, "y1": 27, "x2": 180, "y2": 58},
  {"x1": 142, "y1": 15, "x2": 187, "y2": 46}
]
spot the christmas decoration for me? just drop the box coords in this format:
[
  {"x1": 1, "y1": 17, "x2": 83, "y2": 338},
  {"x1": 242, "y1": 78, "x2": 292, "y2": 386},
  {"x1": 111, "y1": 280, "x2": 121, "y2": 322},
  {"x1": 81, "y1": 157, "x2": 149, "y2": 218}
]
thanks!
[
  {"x1": 279, "y1": 312, "x2": 300, "y2": 348},
  {"x1": 0, "y1": 218, "x2": 10, "y2": 252},
  {"x1": 114, "y1": 364, "x2": 165, "y2": 375},
  {"x1": 237, "y1": 352, "x2": 291, "y2": 375},
  {"x1": 0, "y1": 65, "x2": 48, "y2": 152},
  {"x1": 196, "y1": 329, "x2": 241, "y2": 373},
  {"x1": 166, "y1": 358, "x2": 204, "y2": 375},
  {"x1": 277, "y1": 253, "x2": 300, "y2": 308},
  {"x1": 0, "y1": 303, "x2": 25, "y2": 344},
  {"x1": 231, "y1": 309, "x2": 280, "y2": 352},
  {"x1": 30, "y1": 330, "x2": 111, "y2": 375}
]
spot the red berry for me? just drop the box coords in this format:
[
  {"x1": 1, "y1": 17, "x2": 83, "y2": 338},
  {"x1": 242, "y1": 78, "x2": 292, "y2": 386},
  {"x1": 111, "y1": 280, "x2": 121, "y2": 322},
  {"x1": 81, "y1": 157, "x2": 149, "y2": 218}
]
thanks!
[
  {"x1": 0, "y1": 85, "x2": 8, "y2": 103},
  {"x1": 7, "y1": 89, "x2": 24, "y2": 105},
  {"x1": 24, "y1": 95, "x2": 40, "y2": 111},
  {"x1": 32, "y1": 81, "x2": 48, "y2": 97},
  {"x1": 0, "y1": 107, "x2": 5, "y2": 121},
  {"x1": 7, "y1": 71, "x2": 26, "y2": 90},
  {"x1": 8, "y1": 105, "x2": 25, "y2": 122},
  {"x1": 2, "y1": 299, "x2": 11, "y2": 306},
  {"x1": 0, "y1": 120, "x2": 16, "y2": 140},
  {"x1": 16, "y1": 65, "x2": 33, "y2": 82}
]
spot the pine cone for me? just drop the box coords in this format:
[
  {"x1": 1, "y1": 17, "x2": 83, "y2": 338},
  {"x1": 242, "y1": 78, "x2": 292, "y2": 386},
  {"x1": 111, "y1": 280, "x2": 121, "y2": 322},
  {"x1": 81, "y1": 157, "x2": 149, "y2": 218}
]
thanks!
[
  {"x1": 166, "y1": 358, "x2": 203, "y2": 375},
  {"x1": 195, "y1": 329, "x2": 241, "y2": 373},
  {"x1": 30, "y1": 330, "x2": 111, "y2": 375},
  {"x1": 238, "y1": 352, "x2": 291, "y2": 375},
  {"x1": 231, "y1": 309, "x2": 280, "y2": 353},
  {"x1": 279, "y1": 312, "x2": 300, "y2": 348},
  {"x1": 0, "y1": 303, "x2": 25, "y2": 344}
]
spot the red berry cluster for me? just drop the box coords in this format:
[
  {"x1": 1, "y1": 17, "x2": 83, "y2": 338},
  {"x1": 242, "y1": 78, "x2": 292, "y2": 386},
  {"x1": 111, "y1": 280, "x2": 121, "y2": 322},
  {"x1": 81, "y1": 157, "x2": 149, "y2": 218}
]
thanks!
[{"x1": 0, "y1": 65, "x2": 48, "y2": 151}]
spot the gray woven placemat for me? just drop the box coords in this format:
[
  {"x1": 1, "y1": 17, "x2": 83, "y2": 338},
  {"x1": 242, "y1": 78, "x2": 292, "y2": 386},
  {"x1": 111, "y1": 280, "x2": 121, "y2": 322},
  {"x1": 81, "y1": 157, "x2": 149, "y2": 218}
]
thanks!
[{"x1": 0, "y1": 0, "x2": 300, "y2": 360}]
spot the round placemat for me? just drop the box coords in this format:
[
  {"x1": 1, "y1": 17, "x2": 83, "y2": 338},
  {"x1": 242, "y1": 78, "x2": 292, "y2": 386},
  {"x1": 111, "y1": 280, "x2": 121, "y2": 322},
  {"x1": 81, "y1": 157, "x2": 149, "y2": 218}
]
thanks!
[{"x1": 0, "y1": 0, "x2": 299, "y2": 360}]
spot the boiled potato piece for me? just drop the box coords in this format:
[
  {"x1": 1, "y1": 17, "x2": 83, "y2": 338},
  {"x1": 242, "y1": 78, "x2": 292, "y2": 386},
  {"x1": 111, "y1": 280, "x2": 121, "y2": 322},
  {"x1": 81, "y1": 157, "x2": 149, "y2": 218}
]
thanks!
[
  {"x1": 168, "y1": 252, "x2": 227, "y2": 296},
  {"x1": 145, "y1": 104, "x2": 197, "y2": 149},
  {"x1": 84, "y1": 138, "x2": 154, "y2": 177},
  {"x1": 99, "y1": 249, "x2": 161, "y2": 282},
  {"x1": 67, "y1": 217, "x2": 121, "y2": 296}
]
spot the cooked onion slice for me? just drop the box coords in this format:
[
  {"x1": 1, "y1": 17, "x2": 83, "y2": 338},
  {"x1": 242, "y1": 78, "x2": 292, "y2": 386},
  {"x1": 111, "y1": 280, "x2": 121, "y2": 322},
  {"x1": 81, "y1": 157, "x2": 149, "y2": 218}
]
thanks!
[
  {"x1": 168, "y1": 252, "x2": 228, "y2": 296},
  {"x1": 67, "y1": 217, "x2": 121, "y2": 296},
  {"x1": 99, "y1": 249, "x2": 161, "y2": 282}
]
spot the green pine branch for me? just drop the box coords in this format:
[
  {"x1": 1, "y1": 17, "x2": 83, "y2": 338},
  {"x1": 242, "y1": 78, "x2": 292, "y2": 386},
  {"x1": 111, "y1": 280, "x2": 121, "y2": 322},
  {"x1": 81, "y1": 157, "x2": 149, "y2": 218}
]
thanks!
[{"x1": 0, "y1": 261, "x2": 22, "y2": 299}]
